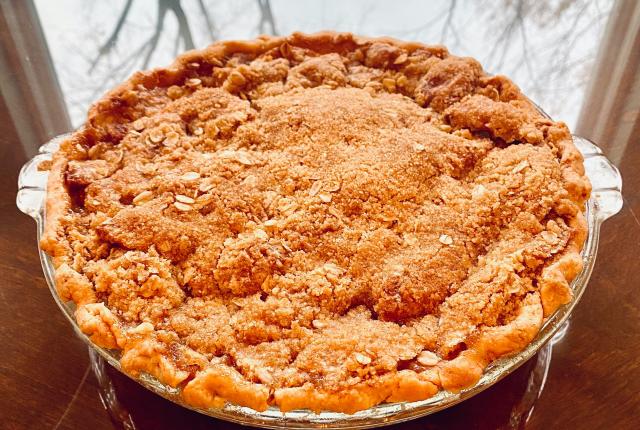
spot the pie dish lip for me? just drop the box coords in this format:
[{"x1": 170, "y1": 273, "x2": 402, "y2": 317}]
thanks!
[
  {"x1": 26, "y1": 30, "x2": 595, "y2": 415},
  {"x1": 17, "y1": 130, "x2": 622, "y2": 428}
]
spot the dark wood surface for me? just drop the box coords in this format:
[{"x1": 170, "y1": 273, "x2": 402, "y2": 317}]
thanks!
[{"x1": 2, "y1": 21, "x2": 640, "y2": 430}]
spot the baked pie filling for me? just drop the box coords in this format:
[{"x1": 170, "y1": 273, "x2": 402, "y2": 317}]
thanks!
[{"x1": 42, "y1": 32, "x2": 590, "y2": 413}]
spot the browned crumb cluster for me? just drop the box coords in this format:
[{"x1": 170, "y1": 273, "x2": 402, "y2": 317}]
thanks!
[{"x1": 42, "y1": 32, "x2": 590, "y2": 413}]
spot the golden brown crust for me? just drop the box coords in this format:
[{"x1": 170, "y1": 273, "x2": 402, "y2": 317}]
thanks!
[
  {"x1": 183, "y1": 366, "x2": 270, "y2": 412},
  {"x1": 41, "y1": 155, "x2": 71, "y2": 264},
  {"x1": 273, "y1": 370, "x2": 440, "y2": 414},
  {"x1": 41, "y1": 32, "x2": 589, "y2": 413},
  {"x1": 437, "y1": 292, "x2": 543, "y2": 391},
  {"x1": 75, "y1": 303, "x2": 124, "y2": 349}
]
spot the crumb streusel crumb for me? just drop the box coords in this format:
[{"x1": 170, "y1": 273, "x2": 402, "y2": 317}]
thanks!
[{"x1": 41, "y1": 32, "x2": 590, "y2": 413}]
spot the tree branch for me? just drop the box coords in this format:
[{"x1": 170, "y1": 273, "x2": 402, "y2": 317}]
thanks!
[
  {"x1": 197, "y1": 0, "x2": 217, "y2": 41},
  {"x1": 141, "y1": 0, "x2": 169, "y2": 69},
  {"x1": 440, "y1": 0, "x2": 459, "y2": 45},
  {"x1": 89, "y1": 0, "x2": 134, "y2": 72},
  {"x1": 170, "y1": 0, "x2": 195, "y2": 50},
  {"x1": 256, "y1": 0, "x2": 278, "y2": 35}
]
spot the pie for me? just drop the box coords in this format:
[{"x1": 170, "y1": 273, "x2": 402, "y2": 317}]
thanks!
[{"x1": 41, "y1": 32, "x2": 590, "y2": 413}]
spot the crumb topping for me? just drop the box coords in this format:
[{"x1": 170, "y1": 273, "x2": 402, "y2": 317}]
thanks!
[{"x1": 42, "y1": 32, "x2": 589, "y2": 413}]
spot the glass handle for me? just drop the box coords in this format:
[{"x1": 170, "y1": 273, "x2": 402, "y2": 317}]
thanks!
[
  {"x1": 573, "y1": 135, "x2": 623, "y2": 223},
  {"x1": 16, "y1": 133, "x2": 70, "y2": 219}
]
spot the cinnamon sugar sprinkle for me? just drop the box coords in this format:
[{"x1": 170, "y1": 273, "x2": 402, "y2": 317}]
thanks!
[{"x1": 42, "y1": 32, "x2": 589, "y2": 414}]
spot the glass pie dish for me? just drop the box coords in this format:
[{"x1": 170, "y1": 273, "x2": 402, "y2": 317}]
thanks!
[{"x1": 17, "y1": 132, "x2": 622, "y2": 429}]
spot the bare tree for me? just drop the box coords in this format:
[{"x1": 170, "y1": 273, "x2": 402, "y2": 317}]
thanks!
[
  {"x1": 141, "y1": 0, "x2": 195, "y2": 69},
  {"x1": 440, "y1": 0, "x2": 459, "y2": 45},
  {"x1": 197, "y1": 0, "x2": 217, "y2": 41},
  {"x1": 48, "y1": 0, "x2": 611, "y2": 127},
  {"x1": 89, "y1": 0, "x2": 196, "y2": 73},
  {"x1": 89, "y1": 0, "x2": 133, "y2": 72},
  {"x1": 256, "y1": 0, "x2": 278, "y2": 35}
]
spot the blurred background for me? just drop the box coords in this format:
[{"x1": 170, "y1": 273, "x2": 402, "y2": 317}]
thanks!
[
  {"x1": 37, "y1": 0, "x2": 611, "y2": 128},
  {"x1": 3, "y1": 0, "x2": 635, "y2": 162}
]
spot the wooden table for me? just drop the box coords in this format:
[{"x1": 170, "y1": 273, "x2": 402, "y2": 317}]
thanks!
[{"x1": 2, "y1": 9, "x2": 639, "y2": 430}]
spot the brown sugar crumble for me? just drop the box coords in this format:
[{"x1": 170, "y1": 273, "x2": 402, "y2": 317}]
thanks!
[{"x1": 41, "y1": 32, "x2": 590, "y2": 414}]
